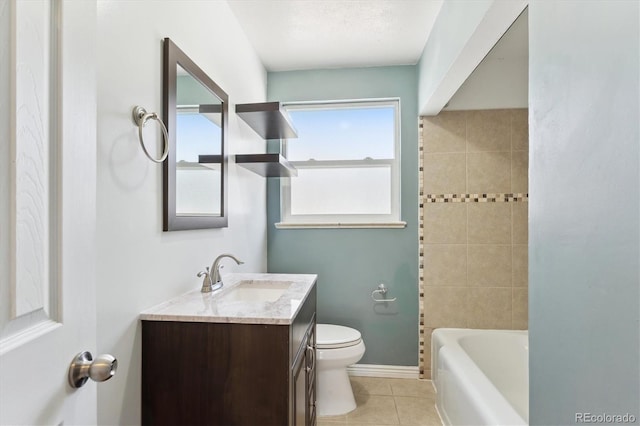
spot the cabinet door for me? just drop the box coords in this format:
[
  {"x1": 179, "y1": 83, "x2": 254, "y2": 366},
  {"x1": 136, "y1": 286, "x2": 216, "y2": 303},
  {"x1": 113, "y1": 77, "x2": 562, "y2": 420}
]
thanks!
[
  {"x1": 306, "y1": 322, "x2": 317, "y2": 426},
  {"x1": 292, "y1": 319, "x2": 317, "y2": 426},
  {"x1": 292, "y1": 347, "x2": 307, "y2": 426}
]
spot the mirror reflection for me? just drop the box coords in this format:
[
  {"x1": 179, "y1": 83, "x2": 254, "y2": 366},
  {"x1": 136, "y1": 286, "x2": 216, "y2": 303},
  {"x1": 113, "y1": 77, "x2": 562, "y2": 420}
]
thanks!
[{"x1": 176, "y1": 65, "x2": 223, "y2": 216}]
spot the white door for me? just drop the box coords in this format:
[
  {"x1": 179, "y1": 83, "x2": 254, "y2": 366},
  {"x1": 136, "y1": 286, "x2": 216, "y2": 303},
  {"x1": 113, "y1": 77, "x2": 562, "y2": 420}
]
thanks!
[{"x1": 0, "y1": 1, "x2": 99, "y2": 424}]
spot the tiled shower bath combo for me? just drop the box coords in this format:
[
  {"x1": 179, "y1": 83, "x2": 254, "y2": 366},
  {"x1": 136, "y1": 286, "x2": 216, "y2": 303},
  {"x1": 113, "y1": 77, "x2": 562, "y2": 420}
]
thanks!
[{"x1": 418, "y1": 109, "x2": 529, "y2": 379}]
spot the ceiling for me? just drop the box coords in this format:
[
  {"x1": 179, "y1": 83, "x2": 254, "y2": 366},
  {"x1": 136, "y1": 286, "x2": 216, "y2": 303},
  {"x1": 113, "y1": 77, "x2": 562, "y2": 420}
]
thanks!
[{"x1": 227, "y1": 0, "x2": 444, "y2": 72}]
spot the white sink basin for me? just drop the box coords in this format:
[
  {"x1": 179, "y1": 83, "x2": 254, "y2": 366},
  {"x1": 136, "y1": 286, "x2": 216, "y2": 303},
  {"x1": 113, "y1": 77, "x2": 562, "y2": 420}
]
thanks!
[{"x1": 224, "y1": 280, "x2": 293, "y2": 303}]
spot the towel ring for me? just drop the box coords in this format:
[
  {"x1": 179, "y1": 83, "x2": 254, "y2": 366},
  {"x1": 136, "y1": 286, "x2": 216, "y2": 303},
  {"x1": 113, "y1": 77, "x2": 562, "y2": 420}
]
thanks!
[{"x1": 132, "y1": 106, "x2": 169, "y2": 163}]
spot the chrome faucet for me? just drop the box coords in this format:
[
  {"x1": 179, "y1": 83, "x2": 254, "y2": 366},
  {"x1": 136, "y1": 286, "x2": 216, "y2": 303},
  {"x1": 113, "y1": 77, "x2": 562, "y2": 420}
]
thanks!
[{"x1": 197, "y1": 253, "x2": 244, "y2": 293}]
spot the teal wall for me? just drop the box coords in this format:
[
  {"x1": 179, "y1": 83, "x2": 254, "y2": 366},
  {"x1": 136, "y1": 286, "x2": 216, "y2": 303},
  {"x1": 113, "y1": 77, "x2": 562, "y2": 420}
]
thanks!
[
  {"x1": 529, "y1": 1, "x2": 640, "y2": 423},
  {"x1": 267, "y1": 66, "x2": 419, "y2": 366}
]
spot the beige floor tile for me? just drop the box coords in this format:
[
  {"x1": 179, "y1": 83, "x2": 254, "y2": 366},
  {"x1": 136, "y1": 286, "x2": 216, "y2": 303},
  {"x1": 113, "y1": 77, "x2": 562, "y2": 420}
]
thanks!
[
  {"x1": 318, "y1": 414, "x2": 348, "y2": 423},
  {"x1": 468, "y1": 203, "x2": 512, "y2": 244},
  {"x1": 467, "y1": 109, "x2": 511, "y2": 152},
  {"x1": 512, "y1": 202, "x2": 528, "y2": 244},
  {"x1": 424, "y1": 244, "x2": 467, "y2": 286},
  {"x1": 512, "y1": 244, "x2": 528, "y2": 287},
  {"x1": 512, "y1": 287, "x2": 529, "y2": 330},
  {"x1": 423, "y1": 111, "x2": 467, "y2": 154},
  {"x1": 424, "y1": 286, "x2": 469, "y2": 328},
  {"x1": 467, "y1": 244, "x2": 512, "y2": 287},
  {"x1": 423, "y1": 203, "x2": 467, "y2": 244},
  {"x1": 467, "y1": 151, "x2": 511, "y2": 194},
  {"x1": 349, "y1": 424, "x2": 397, "y2": 426},
  {"x1": 511, "y1": 108, "x2": 529, "y2": 152},
  {"x1": 321, "y1": 378, "x2": 443, "y2": 426},
  {"x1": 350, "y1": 376, "x2": 393, "y2": 396},
  {"x1": 394, "y1": 396, "x2": 441, "y2": 425},
  {"x1": 466, "y1": 287, "x2": 512, "y2": 329},
  {"x1": 346, "y1": 394, "x2": 400, "y2": 424},
  {"x1": 388, "y1": 379, "x2": 436, "y2": 399},
  {"x1": 511, "y1": 150, "x2": 529, "y2": 194},
  {"x1": 424, "y1": 152, "x2": 467, "y2": 194}
]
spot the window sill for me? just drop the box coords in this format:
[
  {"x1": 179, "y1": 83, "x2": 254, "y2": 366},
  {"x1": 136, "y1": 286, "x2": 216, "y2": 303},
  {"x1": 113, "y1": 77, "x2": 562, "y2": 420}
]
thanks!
[{"x1": 274, "y1": 221, "x2": 407, "y2": 229}]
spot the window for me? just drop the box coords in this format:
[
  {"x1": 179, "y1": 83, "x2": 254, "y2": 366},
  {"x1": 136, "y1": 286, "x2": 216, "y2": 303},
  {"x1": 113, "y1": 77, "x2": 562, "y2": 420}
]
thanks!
[
  {"x1": 277, "y1": 99, "x2": 404, "y2": 228},
  {"x1": 175, "y1": 106, "x2": 222, "y2": 215}
]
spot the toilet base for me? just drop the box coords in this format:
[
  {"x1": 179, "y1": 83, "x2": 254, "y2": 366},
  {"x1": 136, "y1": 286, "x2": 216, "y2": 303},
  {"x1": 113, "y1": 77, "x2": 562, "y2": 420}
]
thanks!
[{"x1": 316, "y1": 367, "x2": 357, "y2": 417}]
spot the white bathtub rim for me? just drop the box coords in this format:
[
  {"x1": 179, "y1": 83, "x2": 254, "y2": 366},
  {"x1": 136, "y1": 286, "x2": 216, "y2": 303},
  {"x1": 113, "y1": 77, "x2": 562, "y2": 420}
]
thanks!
[
  {"x1": 437, "y1": 345, "x2": 526, "y2": 426},
  {"x1": 431, "y1": 328, "x2": 526, "y2": 385},
  {"x1": 432, "y1": 328, "x2": 528, "y2": 426}
]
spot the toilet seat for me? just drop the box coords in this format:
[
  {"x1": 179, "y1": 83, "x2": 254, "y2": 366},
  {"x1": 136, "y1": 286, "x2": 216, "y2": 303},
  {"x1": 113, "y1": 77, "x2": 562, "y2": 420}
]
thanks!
[{"x1": 317, "y1": 324, "x2": 362, "y2": 349}]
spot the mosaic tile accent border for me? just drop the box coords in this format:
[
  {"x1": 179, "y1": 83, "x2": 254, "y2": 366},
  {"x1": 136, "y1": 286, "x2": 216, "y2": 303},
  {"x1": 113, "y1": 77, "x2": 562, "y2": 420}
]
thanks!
[
  {"x1": 417, "y1": 118, "x2": 426, "y2": 379},
  {"x1": 425, "y1": 193, "x2": 529, "y2": 203}
]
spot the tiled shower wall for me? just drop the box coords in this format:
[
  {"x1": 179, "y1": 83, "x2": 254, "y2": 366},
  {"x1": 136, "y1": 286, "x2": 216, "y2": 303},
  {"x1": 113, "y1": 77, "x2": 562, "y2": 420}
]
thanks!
[{"x1": 418, "y1": 109, "x2": 529, "y2": 379}]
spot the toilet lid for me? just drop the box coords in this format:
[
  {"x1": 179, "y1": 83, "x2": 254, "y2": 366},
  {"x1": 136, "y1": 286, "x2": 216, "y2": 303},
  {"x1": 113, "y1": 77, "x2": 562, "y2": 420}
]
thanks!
[{"x1": 316, "y1": 324, "x2": 362, "y2": 349}]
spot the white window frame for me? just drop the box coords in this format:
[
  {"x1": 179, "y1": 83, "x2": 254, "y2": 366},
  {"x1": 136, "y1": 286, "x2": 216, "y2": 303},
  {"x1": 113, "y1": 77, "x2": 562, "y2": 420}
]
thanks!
[{"x1": 276, "y1": 99, "x2": 405, "y2": 229}]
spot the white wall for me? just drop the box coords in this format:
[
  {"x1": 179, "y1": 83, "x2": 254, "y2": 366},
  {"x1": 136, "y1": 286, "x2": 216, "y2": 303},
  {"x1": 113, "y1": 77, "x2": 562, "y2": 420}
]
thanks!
[
  {"x1": 96, "y1": 2, "x2": 268, "y2": 424},
  {"x1": 529, "y1": 1, "x2": 639, "y2": 424},
  {"x1": 0, "y1": 0, "x2": 9, "y2": 319},
  {"x1": 417, "y1": 0, "x2": 526, "y2": 115},
  {"x1": 445, "y1": 9, "x2": 528, "y2": 111},
  {"x1": 444, "y1": 57, "x2": 527, "y2": 110}
]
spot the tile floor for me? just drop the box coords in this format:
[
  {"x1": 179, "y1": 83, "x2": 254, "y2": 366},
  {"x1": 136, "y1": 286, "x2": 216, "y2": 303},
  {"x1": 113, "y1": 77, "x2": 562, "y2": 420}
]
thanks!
[{"x1": 318, "y1": 377, "x2": 442, "y2": 426}]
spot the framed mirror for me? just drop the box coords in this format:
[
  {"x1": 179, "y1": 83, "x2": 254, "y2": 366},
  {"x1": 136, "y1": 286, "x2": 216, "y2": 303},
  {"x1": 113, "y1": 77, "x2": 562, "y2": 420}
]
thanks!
[{"x1": 163, "y1": 38, "x2": 228, "y2": 231}]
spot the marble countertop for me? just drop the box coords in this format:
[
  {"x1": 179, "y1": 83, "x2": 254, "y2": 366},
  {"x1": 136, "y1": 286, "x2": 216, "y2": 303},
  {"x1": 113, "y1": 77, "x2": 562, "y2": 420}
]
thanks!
[{"x1": 140, "y1": 273, "x2": 317, "y2": 325}]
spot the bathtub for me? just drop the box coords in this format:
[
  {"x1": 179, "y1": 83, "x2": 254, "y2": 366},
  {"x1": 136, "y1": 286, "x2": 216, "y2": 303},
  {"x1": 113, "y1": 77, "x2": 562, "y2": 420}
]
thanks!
[{"x1": 432, "y1": 329, "x2": 528, "y2": 426}]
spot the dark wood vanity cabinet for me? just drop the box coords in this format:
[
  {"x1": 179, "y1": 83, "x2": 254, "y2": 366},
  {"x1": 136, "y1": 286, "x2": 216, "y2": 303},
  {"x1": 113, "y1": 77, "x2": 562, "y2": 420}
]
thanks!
[
  {"x1": 141, "y1": 286, "x2": 316, "y2": 426},
  {"x1": 293, "y1": 318, "x2": 316, "y2": 426}
]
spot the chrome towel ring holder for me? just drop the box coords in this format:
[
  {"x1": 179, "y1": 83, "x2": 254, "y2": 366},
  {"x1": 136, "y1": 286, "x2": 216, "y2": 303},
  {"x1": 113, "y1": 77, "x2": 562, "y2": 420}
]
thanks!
[{"x1": 132, "y1": 106, "x2": 169, "y2": 163}]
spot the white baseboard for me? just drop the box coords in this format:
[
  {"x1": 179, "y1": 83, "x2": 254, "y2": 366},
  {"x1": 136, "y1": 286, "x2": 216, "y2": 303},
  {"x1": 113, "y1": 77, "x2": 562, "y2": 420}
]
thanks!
[{"x1": 347, "y1": 364, "x2": 420, "y2": 379}]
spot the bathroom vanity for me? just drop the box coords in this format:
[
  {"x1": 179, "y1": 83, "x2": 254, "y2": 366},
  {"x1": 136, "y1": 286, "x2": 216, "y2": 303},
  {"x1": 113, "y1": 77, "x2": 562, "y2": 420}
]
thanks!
[{"x1": 140, "y1": 273, "x2": 317, "y2": 426}]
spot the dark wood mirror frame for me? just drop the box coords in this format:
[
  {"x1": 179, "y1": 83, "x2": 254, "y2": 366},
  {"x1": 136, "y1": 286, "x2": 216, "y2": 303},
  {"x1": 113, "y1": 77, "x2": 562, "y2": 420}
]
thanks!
[{"x1": 163, "y1": 38, "x2": 228, "y2": 231}]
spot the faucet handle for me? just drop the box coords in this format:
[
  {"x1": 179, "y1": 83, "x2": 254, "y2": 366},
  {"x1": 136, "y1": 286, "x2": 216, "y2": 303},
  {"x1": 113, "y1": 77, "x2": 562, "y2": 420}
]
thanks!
[
  {"x1": 198, "y1": 267, "x2": 214, "y2": 293},
  {"x1": 197, "y1": 266, "x2": 210, "y2": 278}
]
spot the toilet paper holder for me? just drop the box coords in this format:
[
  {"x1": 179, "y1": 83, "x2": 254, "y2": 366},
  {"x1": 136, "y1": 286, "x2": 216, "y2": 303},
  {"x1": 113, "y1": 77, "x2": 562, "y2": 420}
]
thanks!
[{"x1": 371, "y1": 283, "x2": 397, "y2": 302}]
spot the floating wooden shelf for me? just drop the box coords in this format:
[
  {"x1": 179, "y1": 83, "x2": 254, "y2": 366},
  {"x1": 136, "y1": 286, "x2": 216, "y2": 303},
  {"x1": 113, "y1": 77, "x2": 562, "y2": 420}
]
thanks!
[
  {"x1": 235, "y1": 154, "x2": 297, "y2": 178},
  {"x1": 236, "y1": 102, "x2": 298, "y2": 140},
  {"x1": 198, "y1": 154, "x2": 223, "y2": 164},
  {"x1": 198, "y1": 104, "x2": 222, "y2": 113}
]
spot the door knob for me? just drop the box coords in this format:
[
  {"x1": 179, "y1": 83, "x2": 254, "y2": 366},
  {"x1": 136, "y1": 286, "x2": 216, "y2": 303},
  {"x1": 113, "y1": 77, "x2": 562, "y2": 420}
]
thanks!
[{"x1": 68, "y1": 351, "x2": 118, "y2": 388}]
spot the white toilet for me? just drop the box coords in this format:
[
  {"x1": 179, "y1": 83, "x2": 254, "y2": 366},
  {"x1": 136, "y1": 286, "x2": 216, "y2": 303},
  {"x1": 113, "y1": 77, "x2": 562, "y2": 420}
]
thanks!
[{"x1": 315, "y1": 324, "x2": 366, "y2": 417}]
